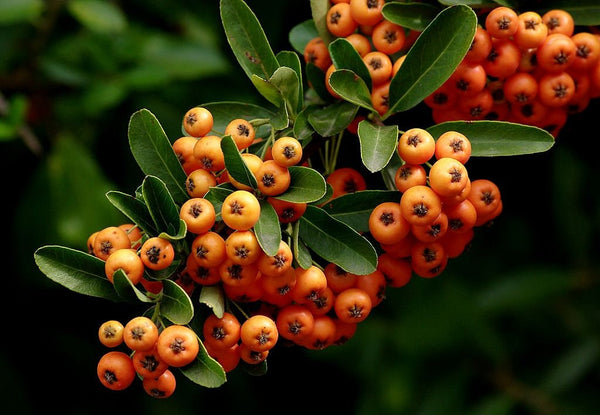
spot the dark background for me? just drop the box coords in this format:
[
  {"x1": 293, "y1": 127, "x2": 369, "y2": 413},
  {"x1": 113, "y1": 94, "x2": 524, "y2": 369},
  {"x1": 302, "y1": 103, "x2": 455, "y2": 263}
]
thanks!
[{"x1": 2, "y1": 1, "x2": 599, "y2": 414}]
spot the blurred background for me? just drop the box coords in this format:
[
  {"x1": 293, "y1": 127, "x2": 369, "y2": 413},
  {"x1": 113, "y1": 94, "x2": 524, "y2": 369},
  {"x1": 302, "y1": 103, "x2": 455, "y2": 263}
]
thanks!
[{"x1": 2, "y1": 0, "x2": 599, "y2": 414}]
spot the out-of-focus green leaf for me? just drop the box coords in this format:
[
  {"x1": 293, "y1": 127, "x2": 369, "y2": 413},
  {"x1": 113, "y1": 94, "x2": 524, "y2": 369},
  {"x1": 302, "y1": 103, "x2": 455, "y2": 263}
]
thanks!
[
  {"x1": 542, "y1": 339, "x2": 600, "y2": 393},
  {"x1": 538, "y1": 0, "x2": 600, "y2": 26},
  {"x1": 0, "y1": 0, "x2": 43, "y2": 24},
  {"x1": 67, "y1": 0, "x2": 127, "y2": 33}
]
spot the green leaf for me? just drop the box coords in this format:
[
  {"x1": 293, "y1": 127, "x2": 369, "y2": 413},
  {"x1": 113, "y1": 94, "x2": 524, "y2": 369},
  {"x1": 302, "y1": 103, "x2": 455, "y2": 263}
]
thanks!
[
  {"x1": 299, "y1": 206, "x2": 377, "y2": 275},
  {"x1": 220, "y1": 0, "x2": 280, "y2": 82},
  {"x1": 386, "y1": 5, "x2": 477, "y2": 116},
  {"x1": 179, "y1": 344, "x2": 227, "y2": 388},
  {"x1": 270, "y1": 66, "x2": 301, "y2": 119},
  {"x1": 382, "y1": 2, "x2": 441, "y2": 32},
  {"x1": 144, "y1": 259, "x2": 182, "y2": 281},
  {"x1": 67, "y1": 0, "x2": 127, "y2": 33},
  {"x1": 254, "y1": 200, "x2": 282, "y2": 256},
  {"x1": 308, "y1": 100, "x2": 358, "y2": 137},
  {"x1": 358, "y1": 120, "x2": 399, "y2": 173},
  {"x1": 427, "y1": 120, "x2": 555, "y2": 156},
  {"x1": 288, "y1": 19, "x2": 319, "y2": 54},
  {"x1": 105, "y1": 191, "x2": 157, "y2": 236},
  {"x1": 277, "y1": 51, "x2": 304, "y2": 112},
  {"x1": 321, "y1": 190, "x2": 401, "y2": 233},
  {"x1": 538, "y1": 0, "x2": 600, "y2": 26},
  {"x1": 293, "y1": 107, "x2": 316, "y2": 141},
  {"x1": 275, "y1": 166, "x2": 327, "y2": 203},
  {"x1": 112, "y1": 269, "x2": 153, "y2": 303},
  {"x1": 251, "y1": 74, "x2": 284, "y2": 108},
  {"x1": 292, "y1": 222, "x2": 313, "y2": 269},
  {"x1": 141, "y1": 175, "x2": 182, "y2": 238},
  {"x1": 310, "y1": 0, "x2": 335, "y2": 44},
  {"x1": 205, "y1": 184, "x2": 236, "y2": 221},
  {"x1": 0, "y1": 0, "x2": 43, "y2": 24},
  {"x1": 328, "y1": 38, "x2": 372, "y2": 88},
  {"x1": 329, "y1": 69, "x2": 375, "y2": 112},
  {"x1": 160, "y1": 279, "x2": 194, "y2": 325},
  {"x1": 202, "y1": 101, "x2": 276, "y2": 137},
  {"x1": 198, "y1": 285, "x2": 225, "y2": 319},
  {"x1": 305, "y1": 62, "x2": 332, "y2": 102},
  {"x1": 128, "y1": 109, "x2": 188, "y2": 205},
  {"x1": 34, "y1": 245, "x2": 121, "y2": 302},
  {"x1": 381, "y1": 152, "x2": 403, "y2": 191},
  {"x1": 221, "y1": 135, "x2": 257, "y2": 189}
]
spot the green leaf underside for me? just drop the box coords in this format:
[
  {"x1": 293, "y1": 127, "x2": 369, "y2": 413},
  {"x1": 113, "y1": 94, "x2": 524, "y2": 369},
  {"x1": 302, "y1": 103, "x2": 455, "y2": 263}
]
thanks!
[
  {"x1": 308, "y1": 100, "x2": 358, "y2": 137},
  {"x1": 220, "y1": 0, "x2": 279, "y2": 82},
  {"x1": 198, "y1": 285, "x2": 225, "y2": 319},
  {"x1": 160, "y1": 279, "x2": 194, "y2": 325},
  {"x1": 427, "y1": 120, "x2": 555, "y2": 156},
  {"x1": 274, "y1": 166, "x2": 327, "y2": 203},
  {"x1": 221, "y1": 135, "x2": 257, "y2": 189},
  {"x1": 299, "y1": 205, "x2": 377, "y2": 275},
  {"x1": 386, "y1": 5, "x2": 477, "y2": 116},
  {"x1": 105, "y1": 190, "x2": 157, "y2": 236},
  {"x1": 34, "y1": 245, "x2": 121, "y2": 302},
  {"x1": 142, "y1": 175, "x2": 182, "y2": 237},
  {"x1": 254, "y1": 199, "x2": 282, "y2": 256},
  {"x1": 358, "y1": 121, "x2": 399, "y2": 173},
  {"x1": 128, "y1": 109, "x2": 188, "y2": 204},
  {"x1": 113, "y1": 269, "x2": 153, "y2": 303},
  {"x1": 382, "y1": 2, "x2": 441, "y2": 32},
  {"x1": 329, "y1": 69, "x2": 374, "y2": 112},
  {"x1": 321, "y1": 190, "x2": 401, "y2": 233}
]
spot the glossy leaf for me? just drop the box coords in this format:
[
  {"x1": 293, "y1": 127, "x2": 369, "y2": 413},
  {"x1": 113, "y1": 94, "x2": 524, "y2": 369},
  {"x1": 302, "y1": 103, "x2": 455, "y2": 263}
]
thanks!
[
  {"x1": 179, "y1": 345, "x2": 227, "y2": 388},
  {"x1": 308, "y1": 100, "x2": 358, "y2": 137},
  {"x1": 220, "y1": 0, "x2": 279, "y2": 82},
  {"x1": 141, "y1": 175, "x2": 183, "y2": 238},
  {"x1": 299, "y1": 205, "x2": 377, "y2": 275},
  {"x1": 328, "y1": 38, "x2": 371, "y2": 88},
  {"x1": 128, "y1": 109, "x2": 188, "y2": 204},
  {"x1": 112, "y1": 269, "x2": 153, "y2": 303},
  {"x1": 254, "y1": 199, "x2": 282, "y2": 256},
  {"x1": 34, "y1": 245, "x2": 121, "y2": 302},
  {"x1": 198, "y1": 285, "x2": 225, "y2": 319},
  {"x1": 293, "y1": 107, "x2": 316, "y2": 141},
  {"x1": 251, "y1": 74, "x2": 284, "y2": 108},
  {"x1": 202, "y1": 101, "x2": 276, "y2": 137},
  {"x1": 277, "y1": 51, "x2": 304, "y2": 112},
  {"x1": 221, "y1": 135, "x2": 257, "y2": 189},
  {"x1": 160, "y1": 279, "x2": 194, "y2": 325},
  {"x1": 427, "y1": 120, "x2": 555, "y2": 156},
  {"x1": 105, "y1": 190, "x2": 157, "y2": 236},
  {"x1": 382, "y1": 2, "x2": 441, "y2": 31},
  {"x1": 288, "y1": 19, "x2": 319, "y2": 53},
  {"x1": 305, "y1": 62, "x2": 331, "y2": 102},
  {"x1": 329, "y1": 69, "x2": 375, "y2": 112},
  {"x1": 321, "y1": 190, "x2": 401, "y2": 233},
  {"x1": 292, "y1": 221, "x2": 313, "y2": 269},
  {"x1": 310, "y1": 0, "x2": 334, "y2": 44},
  {"x1": 386, "y1": 5, "x2": 477, "y2": 116},
  {"x1": 275, "y1": 166, "x2": 327, "y2": 203},
  {"x1": 358, "y1": 120, "x2": 399, "y2": 173},
  {"x1": 270, "y1": 66, "x2": 300, "y2": 119}
]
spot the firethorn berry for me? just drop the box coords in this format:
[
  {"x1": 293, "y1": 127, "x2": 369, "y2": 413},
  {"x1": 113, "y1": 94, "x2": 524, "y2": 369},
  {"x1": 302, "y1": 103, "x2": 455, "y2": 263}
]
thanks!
[
  {"x1": 485, "y1": 6, "x2": 519, "y2": 39},
  {"x1": 292, "y1": 265, "x2": 328, "y2": 304},
  {"x1": 97, "y1": 351, "x2": 136, "y2": 391},
  {"x1": 238, "y1": 342, "x2": 269, "y2": 364},
  {"x1": 345, "y1": 33, "x2": 372, "y2": 57},
  {"x1": 334, "y1": 287, "x2": 372, "y2": 324},
  {"x1": 225, "y1": 230, "x2": 261, "y2": 265},
  {"x1": 140, "y1": 237, "x2": 175, "y2": 271},
  {"x1": 443, "y1": 199, "x2": 478, "y2": 233},
  {"x1": 368, "y1": 201, "x2": 411, "y2": 245},
  {"x1": 411, "y1": 211, "x2": 449, "y2": 243},
  {"x1": 205, "y1": 342, "x2": 240, "y2": 373},
  {"x1": 183, "y1": 106, "x2": 213, "y2": 138},
  {"x1": 104, "y1": 248, "x2": 145, "y2": 285},
  {"x1": 326, "y1": 167, "x2": 367, "y2": 199},
  {"x1": 191, "y1": 231, "x2": 227, "y2": 268},
  {"x1": 458, "y1": 88, "x2": 494, "y2": 120},
  {"x1": 483, "y1": 37, "x2": 521, "y2": 80},
  {"x1": 98, "y1": 320, "x2": 124, "y2": 348},
  {"x1": 256, "y1": 160, "x2": 291, "y2": 196},
  {"x1": 397, "y1": 128, "x2": 435, "y2": 165},
  {"x1": 267, "y1": 197, "x2": 307, "y2": 223},
  {"x1": 354, "y1": 269, "x2": 386, "y2": 307},
  {"x1": 304, "y1": 37, "x2": 332, "y2": 71},
  {"x1": 371, "y1": 19, "x2": 405, "y2": 55},
  {"x1": 324, "y1": 262, "x2": 357, "y2": 294},
  {"x1": 449, "y1": 62, "x2": 487, "y2": 96},
  {"x1": 514, "y1": 11, "x2": 548, "y2": 50},
  {"x1": 256, "y1": 240, "x2": 293, "y2": 278},
  {"x1": 118, "y1": 223, "x2": 143, "y2": 250},
  {"x1": 271, "y1": 136, "x2": 303, "y2": 167},
  {"x1": 326, "y1": 2, "x2": 357, "y2": 38},
  {"x1": 185, "y1": 253, "x2": 220, "y2": 285},
  {"x1": 441, "y1": 228, "x2": 474, "y2": 258},
  {"x1": 123, "y1": 316, "x2": 159, "y2": 352},
  {"x1": 377, "y1": 252, "x2": 412, "y2": 288},
  {"x1": 172, "y1": 136, "x2": 202, "y2": 175},
  {"x1": 428, "y1": 157, "x2": 469, "y2": 198},
  {"x1": 538, "y1": 71, "x2": 576, "y2": 108},
  {"x1": 93, "y1": 226, "x2": 132, "y2": 261},
  {"x1": 434, "y1": 131, "x2": 471, "y2": 165},
  {"x1": 410, "y1": 241, "x2": 447, "y2": 276},
  {"x1": 399, "y1": 184, "x2": 442, "y2": 226},
  {"x1": 221, "y1": 190, "x2": 261, "y2": 231},
  {"x1": 275, "y1": 304, "x2": 315, "y2": 342},
  {"x1": 349, "y1": 0, "x2": 384, "y2": 26},
  {"x1": 542, "y1": 9, "x2": 574, "y2": 37},
  {"x1": 379, "y1": 231, "x2": 415, "y2": 258},
  {"x1": 394, "y1": 163, "x2": 427, "y2": 193},
  {"x1": 502, "y1": 72, "x2": 539, "y2": 105},
  {"x1": 424, "y1": 82, "x2": 457, "y2": 111},
  {"x1": 536, "y1": 33, "x2": 576, "y2": 73},
  {"x1": 371, "y1": 81, "x2": 390, "y2": 115},
  {"x1": 363, "y1": 51, "x2": 393, "y2": 86},
  {"x1": 132, "y1": 346, "x2": 169, "y2": 379},
  {"x1": 219, "y1": 258, "x2": 259, "y2": 287},
  {"x1": 228, "y1": 152, "x2": 263, "y2": 191},
  {"x1": 223, "y1": 273, "x2": 264, "y2": 302},
  {"x1": 143, "y1": 369, "x2": 177, "y2": 399},
  {"x1": 305, "y1": 285, "x2": 335, "y2": 316},
  {"x1": 467, "y1": 179, "x2": 502, "y2": 219},
  {"x1": 202, "y1": 311, "x2": 241, "y2": 350},
  {"x1": 333, "y1": 318, "x2": 358, "y2": 346},
  {"x1": 193, "y1": 135, "x2": 225, "y2": 172},
  {"x1": 156, "y1": 324, "x2": 200, "y2": 367},
  {"x1": 186, "y1": 168, "x2": 217, "y2": 198},
  {"x1": 240, "y1": 314, "x2": 279, "y2": 353},
  {"x1": 570, "y1": 32, "x2": 600, "y2": 72},
  {"x1": 225, "y1": 118, "x2": 255, "y2": 150},
  {"x1": 179, "y1": 198, "x2": 216, "y2": 235},
  {"x1": 465, "y1": 26, "x2": 492, "y2": 64}
]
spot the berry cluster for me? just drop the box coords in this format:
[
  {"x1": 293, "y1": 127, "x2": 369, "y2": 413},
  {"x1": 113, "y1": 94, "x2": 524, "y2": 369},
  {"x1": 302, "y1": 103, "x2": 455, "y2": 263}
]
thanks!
[{"x1": 426, "y1": 7, "x2": 600, "y2": 137}]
